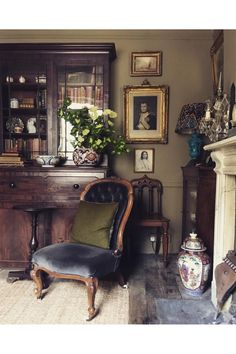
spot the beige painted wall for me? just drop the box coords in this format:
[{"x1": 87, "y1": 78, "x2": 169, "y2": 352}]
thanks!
[
  {"x1": 0, "y1": 30, "x2": 213, "y2": 253},
  {"x1": 109, "y1": 32, "x2": 213, "y2": 253}
]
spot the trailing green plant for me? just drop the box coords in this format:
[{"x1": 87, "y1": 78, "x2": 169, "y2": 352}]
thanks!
[{"x1": 58, "y1": 98, "x2": 129, "y2": 155}]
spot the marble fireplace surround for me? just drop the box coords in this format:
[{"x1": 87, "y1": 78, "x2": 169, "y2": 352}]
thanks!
[{"x1": 204, "y1": 136, "x2": 236, "y2": 307}]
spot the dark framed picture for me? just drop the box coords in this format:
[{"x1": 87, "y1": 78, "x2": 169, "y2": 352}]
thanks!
[
  {"x1": 210, "y1": 30, "x2": 223, "y2": 95},
  {"x1": 134, "y1": 148, "x2": 154, "y2": 173},
  {"x1": 124, "y1": 85, "x2": 169, "y2": 143},
  {"x1": 130, "y1": 51, "x2": 162, "y2": 76}
]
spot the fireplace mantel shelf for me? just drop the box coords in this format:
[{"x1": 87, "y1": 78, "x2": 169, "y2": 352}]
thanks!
[{"x1": 204, "y1": 135, "x2": 236, "y2": 151}]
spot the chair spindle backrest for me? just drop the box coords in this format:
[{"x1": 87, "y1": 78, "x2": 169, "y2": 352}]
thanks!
[{"x1": 131, "y1": 175, "x2": 163, "y2": 218}]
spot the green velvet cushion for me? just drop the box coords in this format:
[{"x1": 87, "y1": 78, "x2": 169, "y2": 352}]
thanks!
[{"x1": 70, "y1": 200, "x2": 119, "y2": 249}]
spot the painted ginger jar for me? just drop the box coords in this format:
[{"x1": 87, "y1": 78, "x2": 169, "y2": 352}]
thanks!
[
  {"x1": 177, "y1": 232, "x2": 211, "y2": 296},
  {"x1": 73, "y1": 147, "x2": 101, "y2": 166}
]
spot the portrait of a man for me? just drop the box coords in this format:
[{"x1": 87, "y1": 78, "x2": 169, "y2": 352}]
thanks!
[
  {"x1": 133, "y1": 96, "x2": 157, "y2": 131},
  {"x1": 124, "y1": 85, "x2": 168, "y2": 143}
]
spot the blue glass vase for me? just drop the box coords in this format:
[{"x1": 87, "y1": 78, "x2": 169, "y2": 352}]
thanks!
[{"x1": 188, "y1": 133, "x2": 202, "y2": 160}]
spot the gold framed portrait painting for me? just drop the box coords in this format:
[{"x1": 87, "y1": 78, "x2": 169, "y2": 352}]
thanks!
[
  {"x1": 131, "y1": 51, "x2": 162, "y2": 76},
  {"x1": 134, "y1": 148, "x2": 154, "y2": 173},
  {"x1": 124, "y1": 85, "x2": 169, "y2": 143}
]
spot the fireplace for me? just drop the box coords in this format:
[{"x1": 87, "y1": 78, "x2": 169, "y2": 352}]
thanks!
[{"x1": 204, "y1": 136, "x2": 236, "y2": 311}]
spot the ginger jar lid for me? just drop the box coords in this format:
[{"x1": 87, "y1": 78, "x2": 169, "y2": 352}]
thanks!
[{"x1": 181, "y1": 232, "x2": 206, "y2": 252}]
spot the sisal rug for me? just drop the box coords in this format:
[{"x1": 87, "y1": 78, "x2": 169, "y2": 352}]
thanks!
[{"x1": 0, "y1": 270, "x2": 129, "y2": 324}]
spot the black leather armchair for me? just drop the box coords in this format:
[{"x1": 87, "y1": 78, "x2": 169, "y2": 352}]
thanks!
[{"x1": 30, "y1": 177, "x2": 133, "y2": 321}]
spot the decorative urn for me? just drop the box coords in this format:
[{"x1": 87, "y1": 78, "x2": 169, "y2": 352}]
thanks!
[{"x1": 177, "y1": 232, "x2": 211, "y2": 296}]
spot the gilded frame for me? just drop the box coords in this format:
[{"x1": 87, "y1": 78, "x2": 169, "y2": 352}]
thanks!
[
  {"x1": 130, "y1": 51, "x2": 162, "y2": 76},
  {"x1": 124, "y1": 85, "x2": 169, "y2": 143},
  {"x1": 210, "y1": 30, "x2": 224, "y2": 95},
  {"x1": 134, "y1": 148, "x2": 154, "y2": 173}
]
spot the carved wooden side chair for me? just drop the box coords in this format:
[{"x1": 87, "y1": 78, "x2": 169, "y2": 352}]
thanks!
[
  {"x1": 30, "y1": 177, "x2": 133, "y2": 321},
  {"x1": 131, "y1": 174, "x2": 170, "y2": 265}
]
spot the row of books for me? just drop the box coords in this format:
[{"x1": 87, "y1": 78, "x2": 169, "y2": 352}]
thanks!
[
  {"x1": 4, "y1": 138, "x2": 47, "y2": 159},
  {"x1": 58, "y1": 86, "x2": 103, "y2": 106}
]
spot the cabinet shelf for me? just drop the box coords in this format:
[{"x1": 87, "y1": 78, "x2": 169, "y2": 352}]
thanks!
[
  {"x1": 59, "y1": 83, "x2": 103, "y2": 88},
  {"x1": 3, "y1": 108, "x2": 47, "y2": 115},
  {"x1": 3, "y1": 83, "x2": 47, "y2": 91},
  {"x1": 3, "y1": 133, "x2": 47, "y2": 139}
]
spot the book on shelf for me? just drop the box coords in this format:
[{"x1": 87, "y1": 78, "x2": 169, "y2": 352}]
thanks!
[
  {"x1": 0, "y1": 161, "x2": 24, "y2": 165},
  {"x1": 0, "y1": 155, "x2": 22, "y2": 161},
  {"x1": 64, "y1": 86, "x2": 95, "y2": 105},
  {"x1": 0, "y1": 152, "x2": 24, "y2": 165},
  {"x1": 1, "y1": 152, "x2": 19, "y2": 156},
  {"x1": 4, "y1": 139, "x2": 19, "y2": 153}
]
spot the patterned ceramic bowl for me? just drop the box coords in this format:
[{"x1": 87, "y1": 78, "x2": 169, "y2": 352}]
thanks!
[{"x1": 35, "y1": 155, "x2": 66, "y2": 167}]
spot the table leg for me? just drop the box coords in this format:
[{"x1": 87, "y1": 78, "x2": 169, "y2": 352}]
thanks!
[
  {"x1": 7, "y1": 210, "x2": 39, "y2": 283},
  {"x1": 28, "y1": 211, "x2": 39, "y2": 270},
  {"x1": 162, "y1": 223, "x2": 169, "y2": 266}
]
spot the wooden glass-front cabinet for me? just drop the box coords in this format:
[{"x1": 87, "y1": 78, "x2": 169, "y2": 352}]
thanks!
[
  {"x1": 0, "y1": 43, "x2": 116, "y2": 268},
  {"x1": 0, "y1": 43, "x2": 116, "y2": 162}
]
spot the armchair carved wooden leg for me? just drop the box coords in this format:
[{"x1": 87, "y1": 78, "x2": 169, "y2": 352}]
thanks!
[
  {"x1": 30, "y1": 267, "x2": 43, "y2": 299},
  {"x1": 162, "y1": 223, "x2": 169, "y2": 266},
  {"x1": 85, "y1": 277, "x2": 99, "y2": 321}
]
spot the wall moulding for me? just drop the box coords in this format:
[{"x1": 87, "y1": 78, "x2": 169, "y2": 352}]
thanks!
[{"x1": 0, "y1": 30, "x2": 214, "y2": 43}]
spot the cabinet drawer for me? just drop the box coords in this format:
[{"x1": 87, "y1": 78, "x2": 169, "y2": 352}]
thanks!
[
  {"x1": 44, "y1": 175, "x2": 98, "y2": 203},
  {"x1": 0, "y1": 176, "x2": 45, "y2": 193},
  {"x1": 0, "y1": 176, "x2": 45, "y2": 206},
  {"x1": 0, "y1": 173, "x2": 105, "y2": 208},
  {"x1": 0, "y1": 167, "x2": 107, "y2": 208}
]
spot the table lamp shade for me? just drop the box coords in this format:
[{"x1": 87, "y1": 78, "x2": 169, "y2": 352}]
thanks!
[{"x1": 175, "y1": 103, "x2": 206, "y2": 134}]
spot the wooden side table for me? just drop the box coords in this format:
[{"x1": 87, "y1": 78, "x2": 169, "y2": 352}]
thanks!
[{"x1": 7, "y1": 205, "x2": 54, "y2": 283}]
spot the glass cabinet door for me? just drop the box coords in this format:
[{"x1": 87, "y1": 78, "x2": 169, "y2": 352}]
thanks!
[
  {"x1": 57, "y1": 64, "x2": 104, "y2": 160},
  {"x1": 1, "y1": 63, "x2": 48, "y2": 160}
]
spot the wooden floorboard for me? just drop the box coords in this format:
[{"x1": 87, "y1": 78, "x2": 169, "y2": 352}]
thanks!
[{"x1": 128, "y1": 253, "x2": 213, "y2": 324}]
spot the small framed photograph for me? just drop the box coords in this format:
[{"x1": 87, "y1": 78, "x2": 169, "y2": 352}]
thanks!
[
  {"x1": 210, "y1": 30, "x2": 223, "y2": 95},
  {"x1": 134, "y1": 148, "x2": 154, "y2": 173},
  {"x1": 131, "y1": 51, "x2": 162, "y2": 76},
  {"x1": 124, "y1": 85, "x2": 169, "y2": 143}
]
